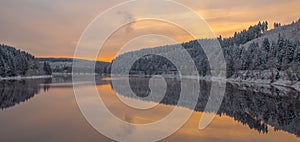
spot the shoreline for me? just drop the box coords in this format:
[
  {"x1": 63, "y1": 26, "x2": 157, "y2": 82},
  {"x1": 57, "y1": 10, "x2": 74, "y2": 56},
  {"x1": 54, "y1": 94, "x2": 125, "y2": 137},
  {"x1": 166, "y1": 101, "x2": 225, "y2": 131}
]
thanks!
[
  {"x1": 1, "y1": 74, "x2": 299, "y2": 93},
  {"x1": 0, "y1": 75, "x2": 53, "y2": 81},
  {"x1": 110, "y1": 74, "x2": 300, "y2": 93},
  {"x1": 186, "y1": 76, "x2": 300, "y2": 93}
]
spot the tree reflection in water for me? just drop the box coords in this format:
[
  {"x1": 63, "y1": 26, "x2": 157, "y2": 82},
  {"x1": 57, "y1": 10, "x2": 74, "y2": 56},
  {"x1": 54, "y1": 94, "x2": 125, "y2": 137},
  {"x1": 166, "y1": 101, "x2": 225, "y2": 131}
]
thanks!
[
  {"x1": 0, "y1": 78, "x2": 52, "y2": 110},
  {"x1": 112, "y1": 77, "x2": 300, "y2": 137},
  {"x1": 0, "y1": 76, "x2": 299, "y2": 137}
]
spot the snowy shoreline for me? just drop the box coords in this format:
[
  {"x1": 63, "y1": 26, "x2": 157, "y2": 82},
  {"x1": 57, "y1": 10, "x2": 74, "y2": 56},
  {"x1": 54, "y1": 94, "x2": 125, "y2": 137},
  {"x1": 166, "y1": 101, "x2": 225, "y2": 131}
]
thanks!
[
  {"x1": 185, "y1": 75, "x2": 300, "y2": 93},
  {"x1": 111, "y1": 74, "x2": 300, "y2": 93},
  {"x1": 0, "y1": 75, "x2": 53, "y2": 81},
  {"x1": 1, "y1": 74, "x2": 299, "y2": 93},
  {"x1": 228, "y1": 78, "x2": 300, "y2": 93}
]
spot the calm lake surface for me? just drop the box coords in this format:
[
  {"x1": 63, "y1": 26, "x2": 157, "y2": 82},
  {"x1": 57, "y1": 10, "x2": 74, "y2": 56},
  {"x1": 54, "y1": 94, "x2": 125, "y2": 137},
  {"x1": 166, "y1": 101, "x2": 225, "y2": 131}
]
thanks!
[{"x1": 0, "y1": 76, "x2": 299, "y2": 142}]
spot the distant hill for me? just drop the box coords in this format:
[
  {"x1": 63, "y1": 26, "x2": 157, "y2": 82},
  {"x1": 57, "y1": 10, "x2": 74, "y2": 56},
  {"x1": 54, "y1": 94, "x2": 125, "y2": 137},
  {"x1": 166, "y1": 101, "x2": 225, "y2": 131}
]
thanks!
[
  {"x1": 37, "y1": 58, "x2": 111, "y2": 74},
  {"x1": 0, "y1": 44, "x2": 51, "y2": 78}
]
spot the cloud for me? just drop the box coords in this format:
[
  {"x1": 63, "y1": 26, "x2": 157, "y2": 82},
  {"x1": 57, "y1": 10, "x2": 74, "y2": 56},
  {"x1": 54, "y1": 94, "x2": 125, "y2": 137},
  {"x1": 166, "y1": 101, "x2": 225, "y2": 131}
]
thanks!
[{"x1": 117, "y1": 10, "x2": 137, "y2": 33}]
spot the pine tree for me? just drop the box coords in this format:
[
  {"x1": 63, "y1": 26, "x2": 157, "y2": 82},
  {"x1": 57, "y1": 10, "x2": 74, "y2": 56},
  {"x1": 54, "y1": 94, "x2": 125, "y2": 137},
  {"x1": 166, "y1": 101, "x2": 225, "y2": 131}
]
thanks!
[
  {"x1": 262, "y1": 38, "x2": 270, "y2": 52},
  {"x1": 293, "y1": 45, "x2": 300, "y2": 80},
  {"x1": 43, "y1": 62, "x2": 52, "y2": 75},
  {"x1": 285, "y1": 41, "x2": 295, "y2": 64},
  {"x1": 0, "y1": 56, "x2": 5, "y2": 77}
]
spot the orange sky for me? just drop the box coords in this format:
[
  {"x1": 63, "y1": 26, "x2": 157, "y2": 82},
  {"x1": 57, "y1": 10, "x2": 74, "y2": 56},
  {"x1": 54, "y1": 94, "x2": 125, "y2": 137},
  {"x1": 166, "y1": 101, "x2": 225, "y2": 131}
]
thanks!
[{"x1": 1, "y1": 0, "x2": 300, "y2": 62}]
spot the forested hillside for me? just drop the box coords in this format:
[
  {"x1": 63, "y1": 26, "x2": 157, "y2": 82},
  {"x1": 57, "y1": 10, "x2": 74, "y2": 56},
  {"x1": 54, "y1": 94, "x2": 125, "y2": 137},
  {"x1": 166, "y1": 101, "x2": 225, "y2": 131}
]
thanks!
[
  {"x1": 220, "y1": 20, "x2": 300, "y2": 81},
  {"x1": 38, "y1": 58, "x2": 111, "y2": 74},
  {"x1": 112, "y1": 20, "x2": 300, "y2": 87},
  {"x1": 0, "y1": 44, "x2": 51, "y2": 78}
]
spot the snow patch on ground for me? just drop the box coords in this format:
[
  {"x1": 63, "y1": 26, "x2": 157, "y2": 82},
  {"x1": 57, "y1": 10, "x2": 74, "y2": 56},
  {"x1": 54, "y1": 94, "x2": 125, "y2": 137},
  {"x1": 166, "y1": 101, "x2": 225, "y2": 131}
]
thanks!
[
  {"x1": 184, "y1": 73, "x2": 300, "y2": 93},
  {"x1": 292, "y1": 82, "x2": 300, "y2": 92}
]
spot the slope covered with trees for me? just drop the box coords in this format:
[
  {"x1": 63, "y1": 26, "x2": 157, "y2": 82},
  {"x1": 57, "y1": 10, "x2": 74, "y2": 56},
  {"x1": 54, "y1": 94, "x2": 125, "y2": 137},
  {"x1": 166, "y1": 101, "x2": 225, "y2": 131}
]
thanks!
[
  {"x1": 38, "y1": 58, "x2": 111, "y2": 75},
  {"x1": 219, "y1": 20, "x2": 300, "y2": 81},
  {"x1": 0, "y1": 44, "x2": 52, "y2": 78},
  {"x1": 112, "y1": 20, "x2": 300, "y2": 87}
]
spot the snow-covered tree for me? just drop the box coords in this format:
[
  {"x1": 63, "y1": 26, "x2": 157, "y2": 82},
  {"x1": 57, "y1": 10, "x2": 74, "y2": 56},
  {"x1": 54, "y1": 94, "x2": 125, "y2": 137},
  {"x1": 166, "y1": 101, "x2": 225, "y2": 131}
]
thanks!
[{"x1": 0, "y1": 44, "x2": 50, "y2": 77}]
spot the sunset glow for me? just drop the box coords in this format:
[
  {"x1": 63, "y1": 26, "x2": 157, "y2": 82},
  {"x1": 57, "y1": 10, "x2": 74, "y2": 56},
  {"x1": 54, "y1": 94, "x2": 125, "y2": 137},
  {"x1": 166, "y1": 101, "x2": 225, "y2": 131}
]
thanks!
[{"x1": 1, "y1": 0, "x2": 300, "y2": 62}]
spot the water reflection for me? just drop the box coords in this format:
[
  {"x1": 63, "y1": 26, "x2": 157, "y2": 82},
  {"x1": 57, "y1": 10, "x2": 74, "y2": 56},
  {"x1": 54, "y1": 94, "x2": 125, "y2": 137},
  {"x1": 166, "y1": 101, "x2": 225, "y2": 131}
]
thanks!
[
  {"x1": 0, "y1": 78, "x2": 52, "y2": 109},
  {"x1": 0, "y1": 76, "x2": 299, "y2": 140},
  {"x1": 112, "y1": 77, "x2": 300, "y2": 137},
  {"x1": 0, "y1": 76, "x2": 110, "y2": 110}
]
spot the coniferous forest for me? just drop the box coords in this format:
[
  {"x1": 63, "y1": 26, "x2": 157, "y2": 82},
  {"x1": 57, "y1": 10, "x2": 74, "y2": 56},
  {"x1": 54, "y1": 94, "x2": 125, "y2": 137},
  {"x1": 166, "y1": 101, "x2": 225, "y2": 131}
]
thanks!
[
  {"x1": 0, "y1": 44, "x2": 51, "y2": 77},
  {"x1": 113, "y1": 20, "x2": 300, "y2": 83}
]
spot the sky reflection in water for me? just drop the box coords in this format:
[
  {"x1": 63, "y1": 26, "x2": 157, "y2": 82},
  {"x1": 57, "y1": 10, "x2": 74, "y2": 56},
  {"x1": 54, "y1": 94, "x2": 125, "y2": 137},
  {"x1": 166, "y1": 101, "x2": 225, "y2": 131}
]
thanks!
[{"x1": 0, "y1": 76, "x2": 299, "y2": 142}]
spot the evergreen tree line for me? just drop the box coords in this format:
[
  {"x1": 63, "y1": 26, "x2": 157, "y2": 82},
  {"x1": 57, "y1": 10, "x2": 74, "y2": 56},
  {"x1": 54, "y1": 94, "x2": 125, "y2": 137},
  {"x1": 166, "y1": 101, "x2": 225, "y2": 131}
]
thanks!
[
  {"x1": 220, "y1": 21, "x2": 269, "y2": 48},
  {"x1": 113, "y1": 20, "x2": 300, "y2": 81},
  {"x1": 223, "y1": 35, "x2": 300, "y2": 79},
  {"x1": 38, "y1": 58, "x2": 111, "y2": 74},
  {"x1": 0, "y1": 44, "x2": 52, "y2": 77}
]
